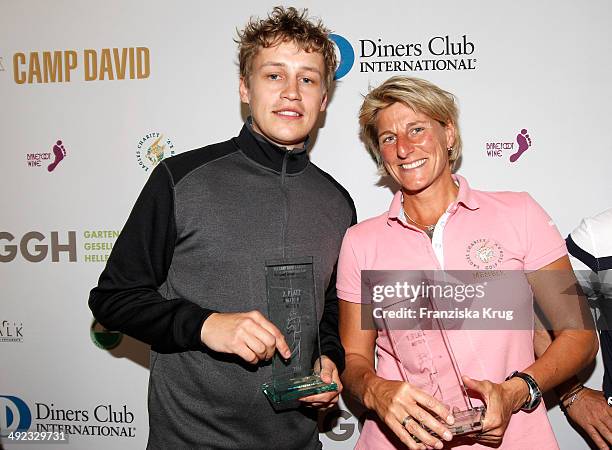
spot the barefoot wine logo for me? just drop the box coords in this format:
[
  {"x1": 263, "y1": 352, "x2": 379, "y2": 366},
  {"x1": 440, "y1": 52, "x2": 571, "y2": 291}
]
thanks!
[
  {"x1": 484, "y1": 128, "x2": 533, "y2": 163},
  {"x1": 136, "y1": 133, "x2": 175, "y2": 172},
  {"x1": 26, "y1": 140, "x2": 67, "y2": 171}
]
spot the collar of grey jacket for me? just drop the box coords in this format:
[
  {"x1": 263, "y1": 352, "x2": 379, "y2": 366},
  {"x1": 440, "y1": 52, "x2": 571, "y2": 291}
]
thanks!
[{"x1": 233, "y1": 117, "x2": 310, "y2": 174}]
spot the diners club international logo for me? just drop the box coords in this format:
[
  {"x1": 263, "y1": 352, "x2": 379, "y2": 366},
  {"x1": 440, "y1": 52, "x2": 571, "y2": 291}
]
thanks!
[
  {"x1": 0, "y1": 396, "x2": 32, "y2": 435},
  {"x1": 330, "y1": 34, "x2": 355, "y2": 80},
  {"x1": 328, "y1": 33, "x2": 477, "y2": 78},
  {"x1": 465, "y1": 239, "x2": 504, "y2": 270},
  {"x1": 0, "y1": 395, "x2": 137, "y2": 438},
  {"x1": 135, "y1": 133, "x2": 175, "y2": 172}
]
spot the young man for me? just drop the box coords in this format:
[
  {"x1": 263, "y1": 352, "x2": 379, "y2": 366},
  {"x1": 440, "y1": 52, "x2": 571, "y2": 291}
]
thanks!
[
  {"x1": 89, "y1": 7, "x2": 355, "y2": 449},
  {"x1": 558, "y1": 210, "x2": 612, "y2": 448}
]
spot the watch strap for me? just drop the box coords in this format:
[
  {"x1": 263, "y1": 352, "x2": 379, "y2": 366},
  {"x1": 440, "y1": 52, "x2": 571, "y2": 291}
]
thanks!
[{"x1": 505, "y1": 370, "x2": 542, "y2": 411}]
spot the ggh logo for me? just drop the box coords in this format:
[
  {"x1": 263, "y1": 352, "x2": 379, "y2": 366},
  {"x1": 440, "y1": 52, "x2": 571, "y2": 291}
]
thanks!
[
  {"x1": 0, "y1": 231, "x2": 77, "y2": 262},
  {"x1": 0, "y1": 396, "x2": 32, "y2": 436},
  {"x1": 330, "y1": 34, "x2": 355, "y2": 80}
]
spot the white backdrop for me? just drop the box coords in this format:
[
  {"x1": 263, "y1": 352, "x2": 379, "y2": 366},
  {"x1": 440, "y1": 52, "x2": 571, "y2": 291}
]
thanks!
[{"x1": 1, "y1": 1, "x2": 611, "y2": 448}]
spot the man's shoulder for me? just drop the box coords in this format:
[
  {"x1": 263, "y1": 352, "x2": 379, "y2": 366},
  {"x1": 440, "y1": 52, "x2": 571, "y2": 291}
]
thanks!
[
  {"x1": 308, "y1": 163, "x2": 355, "y2": 212},
  {"x1": 162, "y1": 138, "x2": 239, "y2": 186},
  {"x1": 584, "y1": 208, "x2": 612, "y2": 244},
  {"x1": 569, "y1": 208, "x2": 612, "y2": 265}
]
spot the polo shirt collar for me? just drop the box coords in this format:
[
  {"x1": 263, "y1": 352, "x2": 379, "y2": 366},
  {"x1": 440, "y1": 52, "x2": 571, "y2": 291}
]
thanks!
[
  {"x1": 388, "y1": 191, "x2": 405, "y2": 223},
  {"x1": 233, "y1": 117, "x2": 310, "y2": 174},
  {"x1": 453, "y1": 174, "x2": 479, "y2": 211},
  {"x1": 387, "y1": 174, "x2": 480, "y2": 225}
]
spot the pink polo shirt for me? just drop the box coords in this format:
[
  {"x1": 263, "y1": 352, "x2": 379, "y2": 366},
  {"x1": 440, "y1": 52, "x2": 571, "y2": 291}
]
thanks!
[{"x1": 337, "y1": 175, "x2": 566, "y2": 450}]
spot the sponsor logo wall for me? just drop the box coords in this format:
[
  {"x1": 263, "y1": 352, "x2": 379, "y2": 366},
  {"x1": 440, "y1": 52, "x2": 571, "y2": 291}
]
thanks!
[{"x1": 1, "y1": 1, "x2": 610, "y2": 449}]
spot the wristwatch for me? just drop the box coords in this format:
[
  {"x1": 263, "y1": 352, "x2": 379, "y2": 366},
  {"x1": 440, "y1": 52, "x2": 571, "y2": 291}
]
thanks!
[{"x1": 505, "y1": 371, "x2": 542, "y2": 411}]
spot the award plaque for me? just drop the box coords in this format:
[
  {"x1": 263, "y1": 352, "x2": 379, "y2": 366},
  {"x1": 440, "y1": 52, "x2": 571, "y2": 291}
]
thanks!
[
  {"x1": 261, "y1": 257, "x2": 337, "y2": 405},
  {"x1": 382, "y1": 291, "x2": 485, "y2": 437}
]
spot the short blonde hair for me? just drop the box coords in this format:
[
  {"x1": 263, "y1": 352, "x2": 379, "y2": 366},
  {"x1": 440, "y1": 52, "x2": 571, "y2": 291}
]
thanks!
[
  {"x1": 236, "y1": 6, "x2": 337, "y2": 91},
  {"x1": 359, "y1": 76, "x2": 462, "y2": 172}
]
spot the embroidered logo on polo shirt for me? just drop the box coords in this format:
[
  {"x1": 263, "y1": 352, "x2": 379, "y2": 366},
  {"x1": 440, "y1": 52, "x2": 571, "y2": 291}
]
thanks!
[{"x1": 466, "y1": 239, "x2": 504, "y2": 270}]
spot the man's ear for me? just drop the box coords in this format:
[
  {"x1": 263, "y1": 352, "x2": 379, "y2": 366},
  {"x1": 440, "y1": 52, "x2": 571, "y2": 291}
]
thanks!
[
  {"x1": 319, "y1": 91, "x2": 328, "y2": 112},
  {"x1": 239, "y1": 77, "x2": 250, "y2": 104}
]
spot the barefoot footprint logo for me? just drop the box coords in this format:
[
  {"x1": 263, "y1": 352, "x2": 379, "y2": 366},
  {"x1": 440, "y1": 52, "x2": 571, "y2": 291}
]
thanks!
[
  {"x1": 509, "y1": 129, "x2": 532, "y2": 163},
  {"x1": 48, "y1": 140, "x2": 67, "y2": 172},
  {"x1": 25, "y1": 140, "x2": 67, "y2": 171}
]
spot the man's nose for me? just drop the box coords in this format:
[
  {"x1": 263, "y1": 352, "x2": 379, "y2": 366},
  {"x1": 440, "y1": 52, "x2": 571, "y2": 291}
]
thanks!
[{"x1": 281, "y1": 77, "x2": 301, "y2": 101}]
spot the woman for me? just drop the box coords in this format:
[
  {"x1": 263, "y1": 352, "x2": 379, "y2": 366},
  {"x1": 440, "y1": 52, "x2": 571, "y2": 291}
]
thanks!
[{"x1": 337, "y1": 76, "x2": 597, "y2": 450}]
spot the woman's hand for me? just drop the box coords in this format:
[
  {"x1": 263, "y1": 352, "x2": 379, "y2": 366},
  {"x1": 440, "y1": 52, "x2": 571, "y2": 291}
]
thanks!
[
  {"x1": 462, "y1": 375, "x2": 529, "y2": 446},
  {"x1": 365, "y1": 377, "x2": 455, "y2": 450}
]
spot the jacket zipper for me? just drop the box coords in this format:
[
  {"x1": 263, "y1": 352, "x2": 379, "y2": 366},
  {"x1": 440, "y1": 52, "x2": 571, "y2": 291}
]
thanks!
[{"x1": 280, "y1": 150, "x2": 290, "y2": 259}]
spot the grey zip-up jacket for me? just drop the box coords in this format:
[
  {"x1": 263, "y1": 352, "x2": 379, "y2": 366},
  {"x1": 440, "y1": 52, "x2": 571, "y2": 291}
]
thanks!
[{"x1": 89, "y1": 123, "x2": 356, "y2": 449}]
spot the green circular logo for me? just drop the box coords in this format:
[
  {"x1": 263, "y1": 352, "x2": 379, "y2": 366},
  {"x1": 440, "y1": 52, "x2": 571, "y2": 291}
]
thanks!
[{"x1": 90, "y1": 319, "x2": 123, "y2": 350}]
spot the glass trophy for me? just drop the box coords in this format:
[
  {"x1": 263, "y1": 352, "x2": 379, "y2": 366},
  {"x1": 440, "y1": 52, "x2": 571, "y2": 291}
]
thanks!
[
  {"x1": 261, "y1": 257, "x2": 337, "y2": 405},
  {"x1": 381, "y1": 287, "x2": 485, "y2": 438}
]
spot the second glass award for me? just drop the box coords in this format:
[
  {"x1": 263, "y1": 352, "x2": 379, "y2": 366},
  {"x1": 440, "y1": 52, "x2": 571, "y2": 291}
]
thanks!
[{"x1": 381, "y1": 284, "x2": 485, "y2": 437}]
